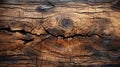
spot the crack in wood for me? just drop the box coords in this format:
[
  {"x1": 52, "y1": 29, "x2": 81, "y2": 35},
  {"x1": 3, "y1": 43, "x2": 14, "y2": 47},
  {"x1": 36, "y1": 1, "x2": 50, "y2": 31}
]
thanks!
[{"x1": 0, "y1": 1, "x2": 120, "y2": 66}]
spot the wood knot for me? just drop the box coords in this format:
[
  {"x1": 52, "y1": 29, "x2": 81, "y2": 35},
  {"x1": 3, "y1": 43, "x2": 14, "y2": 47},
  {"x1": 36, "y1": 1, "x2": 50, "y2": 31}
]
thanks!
[{"x1": 59, "y1": 18, "x2": 73, "y2": 29}]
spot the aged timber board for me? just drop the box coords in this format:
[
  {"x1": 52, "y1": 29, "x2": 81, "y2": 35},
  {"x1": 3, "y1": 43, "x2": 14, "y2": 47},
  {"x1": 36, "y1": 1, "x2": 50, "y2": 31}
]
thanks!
[{"x1": 0, "y1": 0, "x2": 120, "y2": 67}]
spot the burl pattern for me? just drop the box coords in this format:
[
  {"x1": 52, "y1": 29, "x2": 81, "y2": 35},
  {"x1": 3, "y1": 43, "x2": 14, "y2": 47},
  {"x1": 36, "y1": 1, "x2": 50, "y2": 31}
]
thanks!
[{"x1": 0, "y1": 0, "x2": 120, "y2": 67}]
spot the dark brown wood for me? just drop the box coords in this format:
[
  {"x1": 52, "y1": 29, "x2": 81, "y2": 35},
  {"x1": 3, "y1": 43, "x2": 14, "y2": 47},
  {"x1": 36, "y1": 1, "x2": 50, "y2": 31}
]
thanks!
[{"x1": 0, "y1": 0, "x2": 120, "y2": 67}]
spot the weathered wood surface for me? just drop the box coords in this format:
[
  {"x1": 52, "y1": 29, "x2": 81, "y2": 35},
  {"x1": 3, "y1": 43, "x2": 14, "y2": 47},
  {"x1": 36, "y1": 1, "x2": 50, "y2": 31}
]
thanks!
[{"x1": 0, "y1": 0, "x2": 120, "y2": 67}]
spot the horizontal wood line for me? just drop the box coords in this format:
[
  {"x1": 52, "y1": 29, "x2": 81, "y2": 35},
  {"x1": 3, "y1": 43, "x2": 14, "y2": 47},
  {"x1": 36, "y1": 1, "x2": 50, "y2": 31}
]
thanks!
[{"x1": 0, "y1": 15, "x2": 43, "y2": 19}]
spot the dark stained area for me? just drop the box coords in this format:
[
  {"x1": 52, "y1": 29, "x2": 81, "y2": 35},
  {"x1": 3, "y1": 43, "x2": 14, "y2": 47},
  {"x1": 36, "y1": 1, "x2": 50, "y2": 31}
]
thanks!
[{"x1": 112, "y1": 0, "x2": 120, "y2": 10}]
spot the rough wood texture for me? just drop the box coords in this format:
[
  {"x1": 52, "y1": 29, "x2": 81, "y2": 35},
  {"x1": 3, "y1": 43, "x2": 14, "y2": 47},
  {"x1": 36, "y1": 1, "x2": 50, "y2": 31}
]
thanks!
[{"x1": 0, "y1": 0, "x2": 120, "y2": 67}]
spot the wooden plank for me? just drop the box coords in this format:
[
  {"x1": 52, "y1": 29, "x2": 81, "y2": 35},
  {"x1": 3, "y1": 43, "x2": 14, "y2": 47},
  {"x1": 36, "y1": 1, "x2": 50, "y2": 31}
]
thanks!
[{"x1": 0, "y1": 0, "x2": 120, "y2": 66}]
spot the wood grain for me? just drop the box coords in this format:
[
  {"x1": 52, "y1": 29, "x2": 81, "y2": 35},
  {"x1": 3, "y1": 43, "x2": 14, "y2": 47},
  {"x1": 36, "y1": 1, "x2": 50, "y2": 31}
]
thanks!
[{"x1": 0, "y1": 0, "x2": 120, "y2": 67}]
